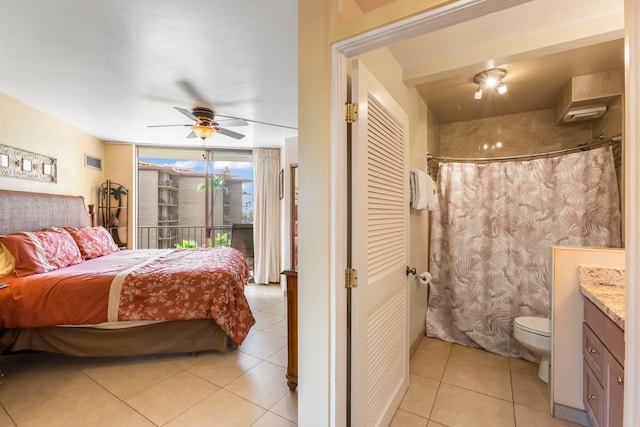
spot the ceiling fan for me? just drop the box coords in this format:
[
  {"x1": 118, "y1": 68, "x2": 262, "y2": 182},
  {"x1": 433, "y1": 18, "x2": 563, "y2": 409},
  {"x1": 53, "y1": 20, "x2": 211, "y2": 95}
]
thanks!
[
  {"x1": 149, "y1": 105, "x2": 298, "y2": 141},
  {"x1": 148, "y1": 106, "x2": 249, "y2": 140}
]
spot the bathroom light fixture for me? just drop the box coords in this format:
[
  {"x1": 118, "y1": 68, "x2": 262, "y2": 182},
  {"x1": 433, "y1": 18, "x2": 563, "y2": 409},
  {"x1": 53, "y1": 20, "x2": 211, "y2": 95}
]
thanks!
[{"x1": 473, "y1": 68, "x2": 507, "y2": 100}]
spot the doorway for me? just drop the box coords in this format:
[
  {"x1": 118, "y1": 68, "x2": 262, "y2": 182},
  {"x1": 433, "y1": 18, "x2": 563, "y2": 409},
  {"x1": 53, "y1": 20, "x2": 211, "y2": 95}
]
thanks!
[{"x1": 317, "y1": 1, "x2": 631, "y2": 426}]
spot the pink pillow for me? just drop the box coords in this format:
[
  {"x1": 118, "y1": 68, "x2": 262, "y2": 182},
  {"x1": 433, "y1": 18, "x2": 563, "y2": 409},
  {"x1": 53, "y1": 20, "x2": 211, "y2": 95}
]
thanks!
[
  {"x1": 0, "y1": 228, "x2": 83, "y2": 277},
  {"x1": 65, "y1": 226, "x2": 120, "y2": 259}
]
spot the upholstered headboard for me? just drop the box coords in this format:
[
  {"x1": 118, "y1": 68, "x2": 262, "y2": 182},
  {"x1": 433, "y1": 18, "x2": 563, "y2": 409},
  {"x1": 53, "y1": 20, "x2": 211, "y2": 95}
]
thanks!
[{"x1": 0, "y1": 190, "x2": 93, "y2": 235}]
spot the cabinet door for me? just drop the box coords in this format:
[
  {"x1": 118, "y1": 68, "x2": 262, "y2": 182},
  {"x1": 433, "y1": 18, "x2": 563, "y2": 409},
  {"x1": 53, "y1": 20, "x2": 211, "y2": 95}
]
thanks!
[
  {"x1": 584, "y1": 323, "x2": 606, "y2": 384},
  {"x1": 605, "y1": 351, "x2": 624, "y2": 427},
  {"x1": 584, "y1": 362, "x2": 604, "y2": 427}
]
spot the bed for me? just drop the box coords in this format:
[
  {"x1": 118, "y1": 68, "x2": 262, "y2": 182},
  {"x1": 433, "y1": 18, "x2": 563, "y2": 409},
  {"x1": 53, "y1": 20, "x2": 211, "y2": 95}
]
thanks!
[{"x1": 0, "y1": 189, "x2": 255, "y2": 357}]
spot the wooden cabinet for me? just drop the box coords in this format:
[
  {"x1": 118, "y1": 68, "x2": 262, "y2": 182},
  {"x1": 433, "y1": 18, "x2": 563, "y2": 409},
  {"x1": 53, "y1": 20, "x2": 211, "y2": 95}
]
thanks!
[
  {"x1": 282, "y1": 270, "x2": 297, "y2": 391},
  {"x1": 583, "y1": 298, "x2": 624, "y2": 427}
]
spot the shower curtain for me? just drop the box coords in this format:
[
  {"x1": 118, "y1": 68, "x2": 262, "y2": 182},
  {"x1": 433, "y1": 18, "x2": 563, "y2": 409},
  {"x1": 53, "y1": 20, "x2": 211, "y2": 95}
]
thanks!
[{"x1": 426, "y1": 146, "x2": 621, "y2": 359}]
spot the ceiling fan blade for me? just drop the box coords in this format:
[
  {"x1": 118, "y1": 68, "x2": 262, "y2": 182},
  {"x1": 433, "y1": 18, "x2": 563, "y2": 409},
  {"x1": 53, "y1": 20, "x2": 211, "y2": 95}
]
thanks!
[
  {"x1": 216, "y1": 127, "x2": 246, "y2": 140},
  {"x1": 148, "y1": 124, "x2": 191, "y2": 128},
  {"x1": 216, "y1": 114, "x2": 297, "y2": 130},
  {"x1": 186, "y1": 130, "x2": 197, "y2": 139},
  {"x1": 176, "y1": 80, "x2": 247, "y2": 108},
  {"x1": 177, "y1": 80, "x2": 211, "y2": 107},
  {"x1": 217, "y1": 118, "x2": 248, "y2": 127},
  {"x1": 174, "y1": 106, "x2": 197, "y2": 121}
]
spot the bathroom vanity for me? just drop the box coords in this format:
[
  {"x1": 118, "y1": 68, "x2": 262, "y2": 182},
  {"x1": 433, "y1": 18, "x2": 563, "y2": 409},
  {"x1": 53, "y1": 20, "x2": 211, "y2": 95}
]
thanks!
[{"x1": 580, "y1": 277, "x2": 625, "y2": 427}]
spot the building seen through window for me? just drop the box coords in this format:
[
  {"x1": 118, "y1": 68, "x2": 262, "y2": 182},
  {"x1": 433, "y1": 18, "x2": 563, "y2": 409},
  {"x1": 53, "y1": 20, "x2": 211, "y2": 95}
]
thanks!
[{"x1": 136, "y1": 150, "x2": 253, "y2": 250}]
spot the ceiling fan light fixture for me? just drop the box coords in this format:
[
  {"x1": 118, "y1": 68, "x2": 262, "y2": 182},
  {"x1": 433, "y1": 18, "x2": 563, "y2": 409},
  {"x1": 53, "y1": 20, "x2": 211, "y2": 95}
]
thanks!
[{"x1": 192, "y1": 125, "x2": 215, "y2": 140}]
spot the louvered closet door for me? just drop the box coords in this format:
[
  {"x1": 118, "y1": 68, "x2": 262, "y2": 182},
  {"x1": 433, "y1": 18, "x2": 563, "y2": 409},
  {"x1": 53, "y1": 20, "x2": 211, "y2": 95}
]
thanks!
[{"x1": 350, "y1": 59, "x2": 410, "y2": 427}]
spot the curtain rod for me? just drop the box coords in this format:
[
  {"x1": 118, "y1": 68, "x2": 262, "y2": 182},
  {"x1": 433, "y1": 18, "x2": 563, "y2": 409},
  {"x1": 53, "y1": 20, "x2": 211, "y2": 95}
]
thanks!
[{"x1": 426, "y1": 134, "x2": 622, "y2": 163}]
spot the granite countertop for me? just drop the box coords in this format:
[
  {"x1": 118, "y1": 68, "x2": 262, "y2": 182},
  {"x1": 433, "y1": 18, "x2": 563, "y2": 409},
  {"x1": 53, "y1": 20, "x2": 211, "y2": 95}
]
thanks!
[{"x1": 578, "y1": 266, "x2": 625, "y2": 330}]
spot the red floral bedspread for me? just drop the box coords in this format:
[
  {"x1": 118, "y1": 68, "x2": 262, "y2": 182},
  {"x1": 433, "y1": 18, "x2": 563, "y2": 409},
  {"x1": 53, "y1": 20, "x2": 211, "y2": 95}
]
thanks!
[
  {"x1": 112, "y1": 247, "x2": 254, "y2": 344},
  {"x1": 0, "y1": 247, "x2": 255, "y2": 345}
]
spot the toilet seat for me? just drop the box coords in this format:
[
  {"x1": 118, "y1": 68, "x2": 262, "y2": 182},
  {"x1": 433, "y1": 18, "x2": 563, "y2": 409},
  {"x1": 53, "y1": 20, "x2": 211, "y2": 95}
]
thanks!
[{"x1": 514, "y1": 316, "x2": 550, "y2": 337}]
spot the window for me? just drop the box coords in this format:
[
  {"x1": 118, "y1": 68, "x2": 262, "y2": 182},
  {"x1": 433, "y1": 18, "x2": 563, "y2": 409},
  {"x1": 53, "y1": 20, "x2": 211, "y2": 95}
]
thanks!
[{"x1": 136, "y1": 148, "x2": 253, "y2": 249}]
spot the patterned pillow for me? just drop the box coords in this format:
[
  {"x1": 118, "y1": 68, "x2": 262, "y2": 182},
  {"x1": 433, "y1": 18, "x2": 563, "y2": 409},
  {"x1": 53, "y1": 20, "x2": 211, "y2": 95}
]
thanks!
[
  {"x1": 0, "y1": 242, "x2": 15, "y2": 276},
  {"x1": 65, "y1": 226, "x2": 120, "y2": 259},
  {"x1": 0, "y1": 228, "x2": 83, "y2": 277}
]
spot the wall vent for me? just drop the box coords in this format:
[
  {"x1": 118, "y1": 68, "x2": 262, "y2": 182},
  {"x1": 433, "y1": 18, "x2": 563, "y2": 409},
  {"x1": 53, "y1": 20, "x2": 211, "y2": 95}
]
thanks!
[
  {"x1": 563, "y1": 105, "x2": 608, "y2": 123},
  {"x1": 84, "y1": 153, "x2": 102, "y2": 171}
]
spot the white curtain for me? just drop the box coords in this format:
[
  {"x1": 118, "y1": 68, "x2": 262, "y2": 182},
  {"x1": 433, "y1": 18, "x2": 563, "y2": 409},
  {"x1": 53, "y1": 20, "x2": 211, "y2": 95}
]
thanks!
[{"x1": 253, "y1": 148, "x2": 281, "y2": 284}]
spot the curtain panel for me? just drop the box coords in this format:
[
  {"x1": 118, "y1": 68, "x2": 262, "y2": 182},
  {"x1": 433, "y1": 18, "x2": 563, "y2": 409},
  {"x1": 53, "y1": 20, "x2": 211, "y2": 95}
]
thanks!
[
  {"x1": 426, "y1": 146, "x2": 621, "y2": 359},
  {"x1": 253, "y1": 148, "x2": 281, "y2": 284}
]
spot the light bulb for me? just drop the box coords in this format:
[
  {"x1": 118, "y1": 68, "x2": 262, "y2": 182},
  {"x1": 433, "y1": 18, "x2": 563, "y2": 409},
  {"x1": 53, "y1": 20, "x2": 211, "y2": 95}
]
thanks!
[
  {"x1": 485, "y1": 76, "x2": 499, "y2": 88},
  {"x1": 498, "y1": 83, "x2": 507, "y2": 94},
  {"x1": 474, "y1": 86, "x2": 483, "y2": 100},
  {"x1": 192, "y1": 125, "x2": 216, "y2": 140}
]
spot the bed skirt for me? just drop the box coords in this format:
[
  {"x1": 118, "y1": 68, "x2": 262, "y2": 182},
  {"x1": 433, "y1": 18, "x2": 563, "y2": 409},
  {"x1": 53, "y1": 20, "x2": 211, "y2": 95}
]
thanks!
[{"x1": 0, "y1": 319, "x2": 233, "y2": 357}]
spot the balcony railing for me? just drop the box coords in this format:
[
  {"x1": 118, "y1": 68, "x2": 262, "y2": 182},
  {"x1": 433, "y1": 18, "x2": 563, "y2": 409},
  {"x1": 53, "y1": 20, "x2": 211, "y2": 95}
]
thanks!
[{"x1": 137, "y1": 225, "x2": 233, "y2": 249}]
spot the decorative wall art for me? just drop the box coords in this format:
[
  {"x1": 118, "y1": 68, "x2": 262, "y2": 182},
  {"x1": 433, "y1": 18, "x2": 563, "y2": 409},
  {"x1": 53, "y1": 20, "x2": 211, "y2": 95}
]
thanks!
[{"x1": 0, "y1": 144, "x2": 57, "y2": 183}]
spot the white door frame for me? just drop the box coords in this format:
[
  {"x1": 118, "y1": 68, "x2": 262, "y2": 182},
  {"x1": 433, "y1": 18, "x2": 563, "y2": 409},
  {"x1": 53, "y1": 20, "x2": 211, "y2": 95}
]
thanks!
[{"x1": 327, "y1": 0, "x2": 638, "y2": 425}]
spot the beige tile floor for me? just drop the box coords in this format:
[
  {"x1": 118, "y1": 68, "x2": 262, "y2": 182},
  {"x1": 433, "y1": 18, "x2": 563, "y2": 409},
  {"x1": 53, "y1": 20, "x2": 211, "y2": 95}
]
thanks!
[
  {"x1": 0, "y1": 283, "x2": 585, "y2": 427},
  {"x1": 0, "y1": 283, "x2": 296, "y2": 427},
  {"x1": 392, "y1": 337, "x2": 585, "y2": 427}
]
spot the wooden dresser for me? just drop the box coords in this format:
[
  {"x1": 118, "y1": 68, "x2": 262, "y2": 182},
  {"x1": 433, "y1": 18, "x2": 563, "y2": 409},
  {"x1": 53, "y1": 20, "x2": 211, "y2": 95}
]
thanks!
[
  {"x1": 583, "y1": 298, "x2": 624, "y2": 427},
  {"x1": 282, "y1": 270, "x2": 298, "y2": 391}
]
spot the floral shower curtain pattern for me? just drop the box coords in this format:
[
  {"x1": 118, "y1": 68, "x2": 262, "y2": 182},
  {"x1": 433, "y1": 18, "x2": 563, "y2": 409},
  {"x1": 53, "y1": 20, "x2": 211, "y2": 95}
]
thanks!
[{"x1": 426, "y1": 146, "x2": 621, "y2": 359}]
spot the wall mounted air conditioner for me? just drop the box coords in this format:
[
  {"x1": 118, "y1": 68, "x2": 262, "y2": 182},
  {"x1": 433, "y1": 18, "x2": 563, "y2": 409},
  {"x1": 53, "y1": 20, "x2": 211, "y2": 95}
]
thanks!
[{"x1": 563, "y1": 105, "x2": 608, "y2": 123}]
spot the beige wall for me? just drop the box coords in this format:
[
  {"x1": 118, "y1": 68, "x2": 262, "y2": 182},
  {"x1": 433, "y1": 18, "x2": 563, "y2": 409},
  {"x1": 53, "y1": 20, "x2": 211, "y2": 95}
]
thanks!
[
  {"x1": 357, "y1": 47, "x2": 431, "y2": 354},
  {"x1": 439, "y1": 108, "x2": 593, "y2": 158},
  {"x1": 104, "y1": 143, "x2": 135, "y2": 247},
  {"x1": 330, "y1": 0, "x2": 454, "y2": 42},
  {"x1": 0, "y1": 93, "x2": 105, "y2": 206},
  {"x1": 298, "y1": 1, "x2": 333, "y2": 424}
]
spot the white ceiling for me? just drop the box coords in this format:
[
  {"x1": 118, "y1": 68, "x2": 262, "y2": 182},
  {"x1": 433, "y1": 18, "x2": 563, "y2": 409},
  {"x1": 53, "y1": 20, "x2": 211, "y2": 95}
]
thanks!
[
  {"x1": 0, "y1": 0, "x2": 298, "y2": 149},
  {"x1": 0, "y1": 0, "x2": 625, "y2": 149}
]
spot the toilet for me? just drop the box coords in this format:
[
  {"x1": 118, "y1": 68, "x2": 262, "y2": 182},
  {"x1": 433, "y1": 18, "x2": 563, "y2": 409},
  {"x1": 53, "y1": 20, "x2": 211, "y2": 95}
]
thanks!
[{"x1": 514, "y1": 316, "x2": 551, "y2": 383}]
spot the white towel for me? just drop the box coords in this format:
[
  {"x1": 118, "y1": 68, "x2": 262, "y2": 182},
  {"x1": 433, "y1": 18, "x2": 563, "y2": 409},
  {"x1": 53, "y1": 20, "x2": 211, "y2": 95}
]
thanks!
[{"x1": 410, "y1": 169, "x2": 437, "y2": 211}]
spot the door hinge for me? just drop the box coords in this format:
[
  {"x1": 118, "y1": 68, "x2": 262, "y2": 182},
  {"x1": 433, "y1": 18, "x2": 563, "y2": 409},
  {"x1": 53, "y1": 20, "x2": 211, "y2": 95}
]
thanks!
[
  {"x1": 345, "y1": 268, "x2": 358, "y2": 288},
  {"x1": 345, "y1": 103, "x2": 358, "y2": 123}
]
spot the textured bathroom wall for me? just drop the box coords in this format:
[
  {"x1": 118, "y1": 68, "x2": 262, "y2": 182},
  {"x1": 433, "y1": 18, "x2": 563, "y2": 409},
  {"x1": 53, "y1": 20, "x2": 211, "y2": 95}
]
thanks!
[{"x1": 438, "y1": 108, "x2": 592, "y2": 158}]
